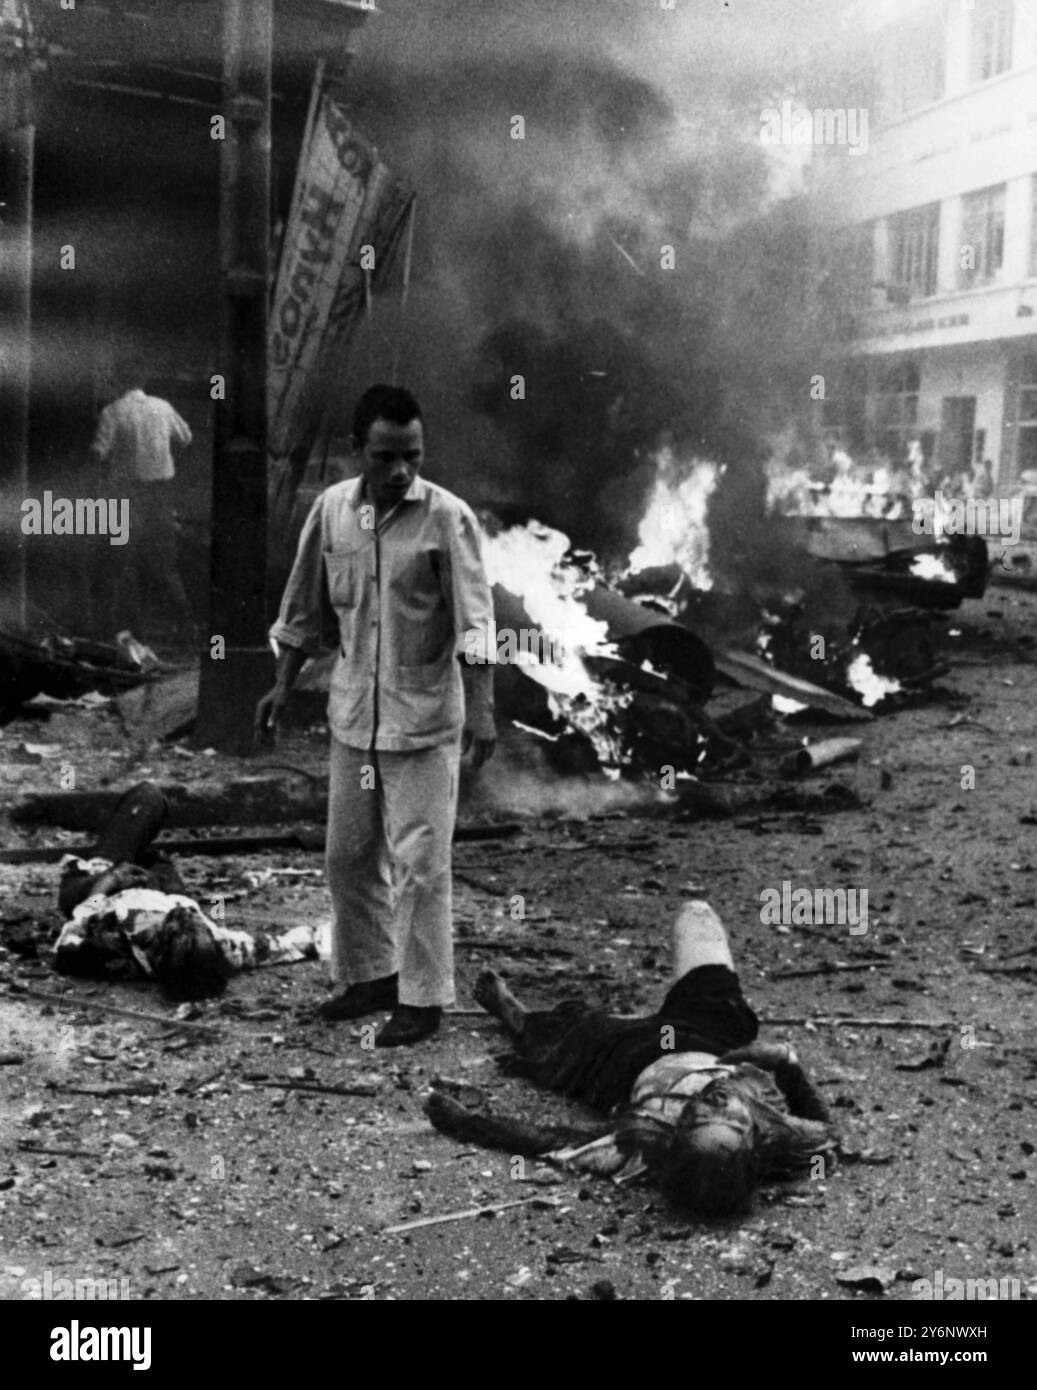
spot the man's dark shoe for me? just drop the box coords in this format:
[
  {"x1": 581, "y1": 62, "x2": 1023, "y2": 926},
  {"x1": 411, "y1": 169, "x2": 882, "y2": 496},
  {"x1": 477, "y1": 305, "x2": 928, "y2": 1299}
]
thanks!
[
  {"x1": 375, "y1": 1005, "x2": 442, "y2": 1048},
  {"x1": 317, "y1": 974, "x2": 398, "y2": 1021}
]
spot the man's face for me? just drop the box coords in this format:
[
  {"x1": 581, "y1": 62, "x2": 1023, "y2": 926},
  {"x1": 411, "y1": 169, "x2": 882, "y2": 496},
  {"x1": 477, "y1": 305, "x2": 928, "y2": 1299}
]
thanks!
[{"x1": 359, "y1": 416, "x2": 424, "y2": 510}]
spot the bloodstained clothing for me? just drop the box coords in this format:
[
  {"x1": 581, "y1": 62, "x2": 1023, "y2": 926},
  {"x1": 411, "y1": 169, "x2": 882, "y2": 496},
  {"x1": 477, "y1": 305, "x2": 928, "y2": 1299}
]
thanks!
[{"x1": 53, "y1": 857, "x2": 317, "y2": 997}]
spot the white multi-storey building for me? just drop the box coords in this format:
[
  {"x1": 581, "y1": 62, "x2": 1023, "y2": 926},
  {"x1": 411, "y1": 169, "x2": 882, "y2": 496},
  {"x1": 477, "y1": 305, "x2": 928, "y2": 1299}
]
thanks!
[{"x1": 816, "y1": 0, "x2": 1037, "y2": 495}]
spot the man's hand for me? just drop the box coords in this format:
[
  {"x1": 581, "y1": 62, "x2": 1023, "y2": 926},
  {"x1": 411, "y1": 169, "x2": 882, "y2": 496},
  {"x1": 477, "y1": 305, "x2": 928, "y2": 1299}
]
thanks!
[
  {"x1": 254, "y1": 684, "x2": 289, "y2": 747},
  {"x1": 462, "y1": 705, "x2": 496, "y2": 769},
  {"x1": 460, "y1": 656, "x2": 495, "y2": 768},
  {"x1": 718, "y1": 1042, "x2": 798, "y2": 1071},
  {"x1": 255, "y1": 646, "x2": 308, "y2": 746}
]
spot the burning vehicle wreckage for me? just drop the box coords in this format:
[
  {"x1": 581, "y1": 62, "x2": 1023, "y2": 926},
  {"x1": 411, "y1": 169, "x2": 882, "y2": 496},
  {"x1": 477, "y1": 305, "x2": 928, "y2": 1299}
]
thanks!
[{"x1": 472, "y1": 452, "x2": 989, "y2": 810}]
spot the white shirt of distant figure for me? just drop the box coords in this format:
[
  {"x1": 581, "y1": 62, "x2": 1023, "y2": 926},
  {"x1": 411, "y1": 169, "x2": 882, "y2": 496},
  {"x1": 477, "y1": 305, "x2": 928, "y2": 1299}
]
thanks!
[{"x1": 91, "y1": 387, "x2": 192, "y2": 482}]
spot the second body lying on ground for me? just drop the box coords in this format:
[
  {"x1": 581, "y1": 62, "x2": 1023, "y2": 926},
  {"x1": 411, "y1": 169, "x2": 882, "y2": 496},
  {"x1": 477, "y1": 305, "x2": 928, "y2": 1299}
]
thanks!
[
  {"x1": 427, "y1": 928, "x2": 837, "y2": 1216},
  {"x1": 51, "y1": 782, "x2": 317, "y2": 1000}
]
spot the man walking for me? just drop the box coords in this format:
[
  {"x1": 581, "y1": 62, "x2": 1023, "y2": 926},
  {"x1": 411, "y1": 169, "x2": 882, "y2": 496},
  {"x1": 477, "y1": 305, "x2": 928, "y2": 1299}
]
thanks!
[
  {"x1": 256, "y1": 385, "x2": 496, "y2": 1047},
  {"x1": 89, "y1": 369, "x2": 193, "y2": 633}
]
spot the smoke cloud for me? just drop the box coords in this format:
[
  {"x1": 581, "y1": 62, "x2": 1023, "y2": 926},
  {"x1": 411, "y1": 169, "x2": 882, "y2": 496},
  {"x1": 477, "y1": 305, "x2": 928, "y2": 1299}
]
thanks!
[{"x1": 332, "y1": 0, "x2": 846, "y2": 565}]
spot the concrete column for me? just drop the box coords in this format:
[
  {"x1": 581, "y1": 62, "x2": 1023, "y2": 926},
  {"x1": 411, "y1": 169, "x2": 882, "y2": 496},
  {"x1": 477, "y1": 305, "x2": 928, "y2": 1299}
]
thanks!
[{"x1": 195, "y1": 0, "x2": 274, "y2": 752}]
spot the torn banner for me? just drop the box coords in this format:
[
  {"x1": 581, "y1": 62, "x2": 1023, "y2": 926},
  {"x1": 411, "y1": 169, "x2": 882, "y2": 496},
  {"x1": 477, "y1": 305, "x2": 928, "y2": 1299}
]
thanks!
[{"x1": 268, "y1": 76, "x2": 414, "y2": 496}]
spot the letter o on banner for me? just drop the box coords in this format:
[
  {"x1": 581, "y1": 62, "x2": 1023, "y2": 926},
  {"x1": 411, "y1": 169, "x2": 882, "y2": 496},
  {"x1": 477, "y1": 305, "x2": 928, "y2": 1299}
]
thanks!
[{"x1": 279, "y1": 296, "x2": 301, "y2": 337}]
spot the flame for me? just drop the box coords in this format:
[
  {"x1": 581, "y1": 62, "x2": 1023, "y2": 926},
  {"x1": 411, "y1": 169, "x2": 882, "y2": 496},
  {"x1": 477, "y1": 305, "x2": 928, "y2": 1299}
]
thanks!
[
  {"x1": 482, "y1": 520, "x2": 615, "y2": 697},
  {"x1": 910, "y1": 553, "x2": 957, "y2": 583},
  {"x1": 628, "y1": 450, "x2": 720, "y2": 590},
  {"x1": 765, "y1": 444, "x2": 974, "y2": 588},
  {"x1": 480, "y1": 519, "x2": 632, "y2": 766},
  {"x1": 846, "y1": 652, "x2": 901, "y2": 707},
  {"x1": 772, "y1": 695, "x2": 808, "y2": 714},
  {"x1": 765, "y1": 446, "x2": 906, "y2": 520}
]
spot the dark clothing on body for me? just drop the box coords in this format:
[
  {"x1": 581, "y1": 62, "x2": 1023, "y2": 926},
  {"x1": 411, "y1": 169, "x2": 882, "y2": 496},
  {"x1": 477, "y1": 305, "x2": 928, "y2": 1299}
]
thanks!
[{"x1": 504, "y1": 964, "x2": 759, "y2": 1113}]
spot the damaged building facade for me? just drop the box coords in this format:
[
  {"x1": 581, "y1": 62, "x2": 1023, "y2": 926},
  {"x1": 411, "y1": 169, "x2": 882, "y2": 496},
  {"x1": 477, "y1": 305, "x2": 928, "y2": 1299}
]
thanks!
[{"x1": 815, "y1": 0, "x2": 1037, "y2": 500}]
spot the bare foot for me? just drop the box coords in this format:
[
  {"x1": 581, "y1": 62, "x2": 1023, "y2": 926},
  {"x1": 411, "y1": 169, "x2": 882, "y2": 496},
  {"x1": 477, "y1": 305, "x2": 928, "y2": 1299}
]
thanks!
[{"x1": 473, "y1": 969, "x2": 526, "y2": 1035}]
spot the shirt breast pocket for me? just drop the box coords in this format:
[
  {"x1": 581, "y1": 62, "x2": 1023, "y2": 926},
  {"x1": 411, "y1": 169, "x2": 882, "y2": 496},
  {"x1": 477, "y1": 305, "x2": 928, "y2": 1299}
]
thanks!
[
  {"x1": 323, "y1": 548, "x2": 362, "y2": 609},
  {"x1": 396, "y1": 655, "x2": 453, "y2": 690}
]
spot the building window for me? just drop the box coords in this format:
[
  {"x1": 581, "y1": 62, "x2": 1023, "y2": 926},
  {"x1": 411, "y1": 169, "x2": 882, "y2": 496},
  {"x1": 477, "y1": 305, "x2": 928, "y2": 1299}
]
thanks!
[
  {"x1": 959, "y1": 184, "x2": 1005, "y2": 288},
  {"x1": 875, "y1": 361, "x2": 921, "y2": 461},
  {"x1": 882, "y1": 6, "x2": 946, "y2": 119},
  {"x1": 969, "y1": 0, "x2": 1014, "y2": 85},
  {"x1": 1016, "y1": 356, "x2": 1037, "y2": 481},
  {"x1": 888, "y1": 203, "x2": 940, "y2": 300}
]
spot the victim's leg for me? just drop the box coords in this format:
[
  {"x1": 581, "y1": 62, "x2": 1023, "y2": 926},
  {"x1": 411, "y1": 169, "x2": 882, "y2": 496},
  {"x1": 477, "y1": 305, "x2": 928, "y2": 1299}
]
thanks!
[
  {"x1": 671, "y1": 900, "x2": 735, "y2": 979},
  {"x1": 473, "y1": 969, "x2": 528, "y2": 1037}
]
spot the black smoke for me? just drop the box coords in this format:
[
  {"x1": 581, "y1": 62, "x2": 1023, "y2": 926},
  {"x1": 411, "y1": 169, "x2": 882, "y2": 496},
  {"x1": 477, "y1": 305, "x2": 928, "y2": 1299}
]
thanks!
[{"x1": 332, "y1": 31, "x2": 835, "y2": 567}]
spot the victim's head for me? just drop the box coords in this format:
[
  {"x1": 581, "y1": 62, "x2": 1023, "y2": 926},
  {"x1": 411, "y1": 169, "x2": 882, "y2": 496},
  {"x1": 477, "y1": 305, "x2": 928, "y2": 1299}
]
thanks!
[
  {"x1": 662, "y1": 1078, "x2": 759, "y2": 1216},
  {"x1": 352, "y1": 384, "x2": 425, "y2": 510}
]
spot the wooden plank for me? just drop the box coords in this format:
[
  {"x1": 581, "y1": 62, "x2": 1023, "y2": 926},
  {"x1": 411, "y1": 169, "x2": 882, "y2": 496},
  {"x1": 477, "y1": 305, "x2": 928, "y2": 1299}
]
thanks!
[{"x1": 0, "y1": 821, "x2": 521, "y2": 864}]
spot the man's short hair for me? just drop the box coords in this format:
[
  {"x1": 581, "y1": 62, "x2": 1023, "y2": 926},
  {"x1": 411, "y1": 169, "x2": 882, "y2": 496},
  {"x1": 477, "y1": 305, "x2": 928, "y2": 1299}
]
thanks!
[
  {"x1": 352, "y1": 385, "x2": 423, "y2": 447},
  {"x1": 115, "y1": 360, "x2": 146, "y2": 391}
]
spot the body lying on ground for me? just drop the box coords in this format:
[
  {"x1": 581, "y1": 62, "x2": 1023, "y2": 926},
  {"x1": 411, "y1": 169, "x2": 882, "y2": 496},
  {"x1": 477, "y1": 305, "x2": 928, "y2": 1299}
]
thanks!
[
  {"x1": 426, "y1": 920, "x2": 837, "y2": 1216},
  {"x1": 51, "y1": 783, "x2": 317, "y2": 1000}
]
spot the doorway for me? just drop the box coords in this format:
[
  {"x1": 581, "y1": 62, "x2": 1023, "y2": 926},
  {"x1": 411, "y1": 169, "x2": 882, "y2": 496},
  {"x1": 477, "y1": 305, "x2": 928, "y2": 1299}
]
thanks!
[{"x1": 937, "y1": 396, "x2": 977, "y2": 487}]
